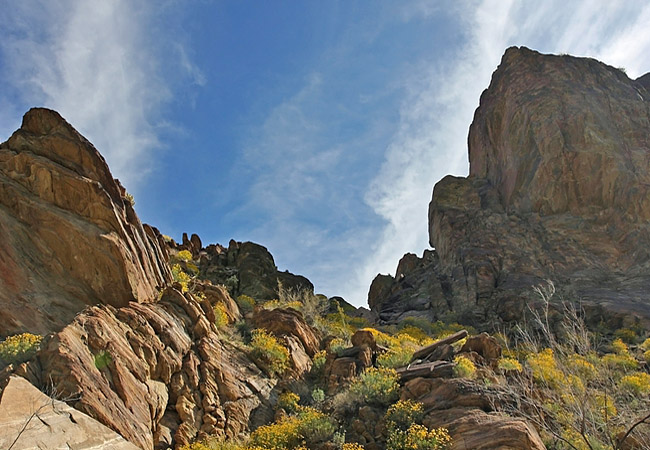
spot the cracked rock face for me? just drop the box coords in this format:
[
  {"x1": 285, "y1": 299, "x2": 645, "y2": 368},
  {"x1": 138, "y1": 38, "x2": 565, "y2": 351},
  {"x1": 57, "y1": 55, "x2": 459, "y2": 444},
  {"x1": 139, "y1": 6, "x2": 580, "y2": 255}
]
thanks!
[
  {"x1": 0, "y1": 108, "x2": 171, "y2": 337},
  {"x1": 370, "y1": 47, "x2": 650, "y2": 329},
  {"x1": 0, "y1": 375, "x2": 139, "y2": 450}
]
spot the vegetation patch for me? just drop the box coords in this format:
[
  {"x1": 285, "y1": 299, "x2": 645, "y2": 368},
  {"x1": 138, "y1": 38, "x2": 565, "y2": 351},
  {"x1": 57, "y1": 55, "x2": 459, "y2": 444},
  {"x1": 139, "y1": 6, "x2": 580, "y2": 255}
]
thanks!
[{"x1": 0, "y1": 333, "x2": 42, "y2": 365}]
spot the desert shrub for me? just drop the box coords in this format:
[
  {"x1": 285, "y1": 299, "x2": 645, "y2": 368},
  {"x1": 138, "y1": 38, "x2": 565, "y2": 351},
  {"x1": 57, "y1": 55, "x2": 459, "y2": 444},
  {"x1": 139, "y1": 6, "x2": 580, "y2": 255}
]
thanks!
[
  {"x1": 213, "y1": 303, "x2": 229, "y2": 329},
  {"x1": 452, "y1": 355, "x2": 476, "y2": 379},
  {"x1": 249, "y1": 329, "x2": 290, "y2": 377},
  {"x1": 278, "y1": 392, "x2": 301, "y2": 413},
  {"x1": 527, "y1": 348, "x2": 563, "y2": 387},
  {"x1": 124, "y1": 192, "x2": 135, "y2": 206},
  {"x1": 311, "y1": 388, "x2": 325, "y2": 404},
  {"x1": 249, "y1": 406, "x2": 335, "y2": 449},
  {"x1": 497, "y1": 357, "x2": 522, "y2": 372},
  {"x1": 385, "y1": 399, "x2": 425, "y2": 431},
  {"x1": 94, "y1": 350, "x2": 112, "y2": 370},
  {"x1": 0, "y1": 333, "x2": 42, "y2": 365},
  {"x1": 342, "y1": 444, "x2": 365, "y2": 450},
  {"x1": 311, "y1": 350, "x2": 327, "y2": 372},
  {"x1": 177, "y1": 250, "x2": 193, "y2": 262},
  {"x1": 397, "y1": 326, "x2": 434, "y2": 345},
  {"x1": 495, "y1": 282, "x2": 650, "y2": 450},
  {"x1": 614, "y1": 328, "x2": 638, "y2": 344},
  {"x1": 378, "y1": 347, "x2": 414, "y2": 369},
  {"x1": 386, "y1": 424, "x2": 451, "y2": 450},
  {"x1": 328, "y1": 338, "x2": 348, "y2": 355},
  {"x1": 172, "y1": 264, "x2": 192, "y2": 292},
  {"x1": 348, "y1": 316, "x2": 370, "y2": 330},
  {"x1": 236, "y1": 294, "x2": 256, "y2": 313},
  {"x1": 350, "y1": 367, "x2": 399, "y2": 406},
  {"x1": 619, "y1": 372, "x2": 650, "y2": 395}
]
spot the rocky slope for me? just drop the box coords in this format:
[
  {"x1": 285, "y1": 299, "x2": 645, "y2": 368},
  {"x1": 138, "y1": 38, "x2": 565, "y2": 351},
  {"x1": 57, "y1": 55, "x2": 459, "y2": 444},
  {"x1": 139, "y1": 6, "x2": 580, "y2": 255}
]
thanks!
[
  {"x1": 0, "y1": 108, "x2": 171, "y2": 337},
  {"x1": 0, "y1": 110, "x2": 318, "y2": 449},
  {"x1": 369, "y1": 47, "x2": 650, "y2": 329}
]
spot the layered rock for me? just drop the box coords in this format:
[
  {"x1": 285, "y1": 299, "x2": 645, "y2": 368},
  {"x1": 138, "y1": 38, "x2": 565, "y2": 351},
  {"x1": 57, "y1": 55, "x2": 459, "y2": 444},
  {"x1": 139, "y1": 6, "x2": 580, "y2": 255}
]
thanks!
[
  {"x1": 10, "y1": 286, "x2": 275, "y2": 449},
  {"x1": 370, "y1": 47, "x2": 650, "y2": 329},
  {"x1": 0, "y1": 108, "x2": 171, "y2": 337}
]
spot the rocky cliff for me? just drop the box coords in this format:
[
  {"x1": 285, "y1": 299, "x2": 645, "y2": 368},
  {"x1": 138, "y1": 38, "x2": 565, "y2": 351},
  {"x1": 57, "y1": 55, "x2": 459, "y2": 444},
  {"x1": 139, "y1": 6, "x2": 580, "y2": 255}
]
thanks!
[
  {"x1": 369, "y1": 47, "x2": 650, "y2": 329},
  {"x1": 0, "y1": 108, "x2": 171, "y2": 337}
]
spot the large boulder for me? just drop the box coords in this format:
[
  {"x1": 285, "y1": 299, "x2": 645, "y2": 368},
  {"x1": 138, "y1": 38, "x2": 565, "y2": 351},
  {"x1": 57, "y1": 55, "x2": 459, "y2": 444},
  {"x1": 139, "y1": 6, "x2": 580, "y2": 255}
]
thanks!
[
  {"x1": 0, "y1": 108, "x2": 171, "y2": 337},
  {"x1": 0, "y1": 375, "x2": 139, "y2": 449},
  {"x1": 370, "y1": 48, "x2": 650, "y2": 329}
]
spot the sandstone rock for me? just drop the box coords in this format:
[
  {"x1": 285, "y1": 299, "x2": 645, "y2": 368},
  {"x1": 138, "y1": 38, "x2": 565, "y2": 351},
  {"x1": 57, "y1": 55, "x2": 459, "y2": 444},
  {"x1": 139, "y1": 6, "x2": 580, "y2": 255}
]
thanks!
[
  {"x1": 423, "y1": 408, "x2": 546, "y2": 450},
  {"x1": 0, "y1": 108, "x2": 171, "y2": 337},
  {"x1": 460, "y1": 333, "x2": 502, "y2": 362},
  {"x1": 0, "y1": 375, "x2": 139, "y2": 449},
  {"x1": 23, "y1": 287, "x2": 275, "y2": 449},
  {"x1": 351, "y1": 329, "x2": 377, "y2": 351},
  {"x1": 252, "y1": 308, "x2": 320, "y2": 357},
  {"x1": 370, "y1": 48, "x2": 650, "y2": 329}
]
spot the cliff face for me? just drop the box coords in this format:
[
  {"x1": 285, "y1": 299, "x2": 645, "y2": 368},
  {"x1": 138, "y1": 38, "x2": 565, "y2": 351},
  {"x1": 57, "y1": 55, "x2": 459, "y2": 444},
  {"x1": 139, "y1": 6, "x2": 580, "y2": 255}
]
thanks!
[
  {"x1": 0, "y1": 108, "x2": 171, "y2": 337},
  {"x1": 370, "y1": 47, "x2": 650, "y2": 328}
]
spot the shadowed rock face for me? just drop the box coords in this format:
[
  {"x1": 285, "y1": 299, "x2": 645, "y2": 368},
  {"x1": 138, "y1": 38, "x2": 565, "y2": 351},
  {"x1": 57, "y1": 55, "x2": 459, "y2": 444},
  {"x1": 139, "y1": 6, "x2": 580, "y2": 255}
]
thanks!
[
  {"x1": 370, "y1": 47, "x2": 650, "y2": 328},
  {"x1": 0, "y1": 108, "x2": 171, "y2": 337}
]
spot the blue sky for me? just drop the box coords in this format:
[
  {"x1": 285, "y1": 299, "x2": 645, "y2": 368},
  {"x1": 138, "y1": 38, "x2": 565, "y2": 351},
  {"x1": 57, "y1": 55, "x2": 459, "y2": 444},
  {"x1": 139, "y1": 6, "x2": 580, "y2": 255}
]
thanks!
[{"x1": 2, "y1": 1, "x2": 650, "y2": 307}]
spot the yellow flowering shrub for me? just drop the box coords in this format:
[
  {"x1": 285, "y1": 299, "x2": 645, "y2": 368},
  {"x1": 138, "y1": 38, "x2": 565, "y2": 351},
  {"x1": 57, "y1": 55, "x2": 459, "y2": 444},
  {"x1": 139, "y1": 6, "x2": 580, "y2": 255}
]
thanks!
[
  {"x1": 236, "y1": 294, "x2": 256, "y2": 313},
  {"x1": 612, "y1": 338, "x2": 629, "y2": 355},
  {"x1": 386, "y1": 424, "x2": 451, "y2": 450},
  {"x1": 249, "y1": 329, "x2": 290, "y2": 377},
  {"x1": 0, "y1": 333, "x2": 43, "y2": 365},
  {"x1": 311, "y1": 350, "x2": 327, "y2": 374},
  {"x1": 377, "y1": 347, "x2": 414, "y2": 369},
  {"x1": 452, "y1": 355, "x2": 476, "y2": 378},
  {"x1": 278, "y1": 392, "x2": 300, "y2": 412},
  {"x1": 567, "y1": 354, "x2": 596, "y2": 381},
  {"x1": 497, "y1": 357, "x2": 522, "y2": 372},
  {"x1": 385, "y1": 399, "x2": 425, "y2": 431},
  {"x1": 213, "y1": 303, "x2": 229, "y2": 329},
  {"x1": 527, "y1": 348, "x2": 562, "y2": 387},
  {"x1": 601, "y1": 352, "x2": 638, "y2": 371},
  {"x1": 177, "y1": 250, "x2": 193, "y2": 262},
  {"x1": 172, "y1": 264, "x2": 192, "y2": 292},
  {"x1": 249, "y1": 406, "x2": 335, "y2": 449},
  {"x1": 350, "y1": 367, "x2": 400, "y2": 406},
  {"x1": 619, "y1": 372, "x2": 650, "y2": 395},
  {"x1": 342, "y1": 444, "x2": 365, "y2": 450}
]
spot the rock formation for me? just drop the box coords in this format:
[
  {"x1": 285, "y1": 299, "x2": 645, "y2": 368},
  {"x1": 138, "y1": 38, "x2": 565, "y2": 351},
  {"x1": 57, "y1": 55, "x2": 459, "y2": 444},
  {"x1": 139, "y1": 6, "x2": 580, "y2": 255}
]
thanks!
[
  {"x1": 180, "y1": 239, "x2": 314, "y2": 301},
  {"x1": 0, "y1": 108, "x2": 171, "y2": 337},
  {"x1": 369, "y1": 47, "x2": 650, "y2": 329}
]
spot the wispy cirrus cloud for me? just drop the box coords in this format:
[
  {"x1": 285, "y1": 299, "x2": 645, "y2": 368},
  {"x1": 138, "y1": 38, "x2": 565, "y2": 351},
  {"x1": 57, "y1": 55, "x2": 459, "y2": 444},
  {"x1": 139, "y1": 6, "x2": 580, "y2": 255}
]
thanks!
[{"x1": 0, "y1": 1, "x2": 202, "y2": 192}]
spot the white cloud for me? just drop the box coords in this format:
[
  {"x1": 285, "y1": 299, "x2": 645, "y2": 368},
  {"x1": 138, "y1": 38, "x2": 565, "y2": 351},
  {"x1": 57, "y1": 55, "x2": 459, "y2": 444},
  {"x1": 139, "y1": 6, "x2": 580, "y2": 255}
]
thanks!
[{"x1": 0, "y1": 0, "x2": 202, "y2": 192}]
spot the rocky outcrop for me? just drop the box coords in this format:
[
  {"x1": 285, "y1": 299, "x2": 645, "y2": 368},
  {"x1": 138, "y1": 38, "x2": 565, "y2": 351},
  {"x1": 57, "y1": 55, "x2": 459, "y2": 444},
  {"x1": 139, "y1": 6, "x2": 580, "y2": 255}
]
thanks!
[
  {"x1": 0, "y1": 108, "x2": 171, "y2": 337},
  {"x1": 11, "y1": 286, "x2": 275, "y2": 450},
  {"x1": 369, "y1": 47, "x2": 650, "y2": 329},
  {"x1": 0, "y1": 375, "x2": 139, "y2": 449},
  {"x1": 184, "y1": 239, "x2": 313, "y2": 302}
]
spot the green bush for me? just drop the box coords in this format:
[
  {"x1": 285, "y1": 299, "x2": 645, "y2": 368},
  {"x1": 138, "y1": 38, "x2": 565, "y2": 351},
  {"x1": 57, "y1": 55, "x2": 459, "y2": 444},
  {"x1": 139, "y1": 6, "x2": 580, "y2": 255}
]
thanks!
[
  {"x1": 236, "y1": 294, "x2": 256, "y2": 313},
  {"x1": 350, "y1": 367, "x2": 399, "y2": 406},
  {"x1": 94, "y1": 350, "x2": 112, "y2": 370},
  {"x1": 250, "y1": 328, "x2": 290, "y2": 377},
  {"x1": 0, "y1": 333, "x2": 43, "y2": 365}
]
